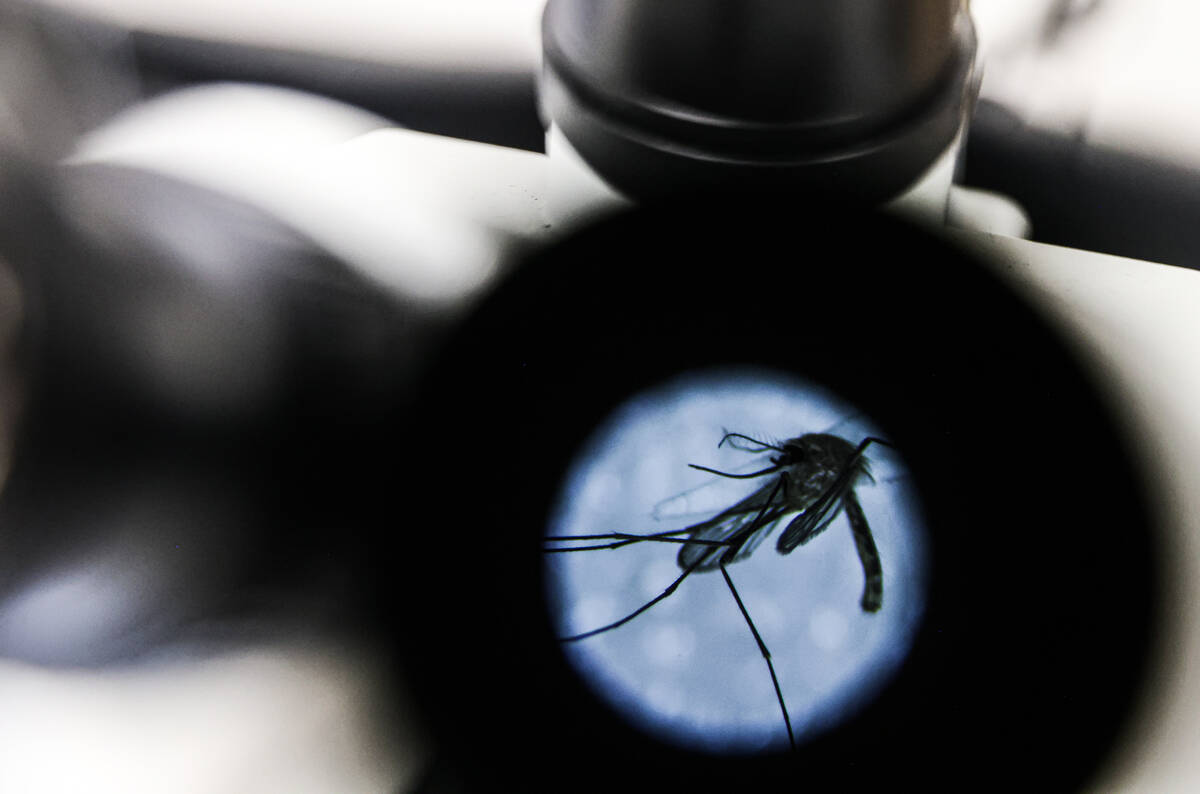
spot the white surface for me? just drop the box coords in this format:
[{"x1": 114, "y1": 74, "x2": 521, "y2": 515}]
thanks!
[
  {"x1": 884, "y1": 128, "x2": 963, "y2": 225},
  {"x1": 544, "y1": 125, "x2": 630, "y2": 229},
  {"x1": 68, "y1": 84, "x2": 521, "y2": 304},
  {"x1": 973, "y1": 0, "x2": 1200, "y2": 165},
  {"x1": 0, "y1": 637, "x2": 423, "y2": 794},
  {"x1": 946, "y1": 185, "x2": 1033, "y2": 238}
]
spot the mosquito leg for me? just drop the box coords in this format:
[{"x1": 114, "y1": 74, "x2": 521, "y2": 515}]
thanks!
[
  {"x1": 719, "y1": 563, "x2": 795, "y2": 751},
  {"x1": 560, "y1": 560, "x2": 704, "y2": 642},
  {"x1": 544, "y1": 531, "x2": 733, "y2": 553},
  {"x1": 718, "y1": 475, "x2": 785, "y2": 565},
  {"x1": 843, "y1": 488, "x2": 883, "y2": 613},
  {"x1": 547, "y1": 528, "x2": 696, "y2": 541},
  {"x1": 545, "y1": 527, "x2": 715, "y2": 553}
]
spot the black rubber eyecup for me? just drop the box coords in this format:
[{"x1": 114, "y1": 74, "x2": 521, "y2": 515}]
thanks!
[{"x1": 399, "y1": 201, "x2": 1158, "y2": 794}]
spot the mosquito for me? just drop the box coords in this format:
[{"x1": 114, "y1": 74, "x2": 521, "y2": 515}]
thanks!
[{"x1": 544, "y1": 430, "x2": 892, "y2": 750}]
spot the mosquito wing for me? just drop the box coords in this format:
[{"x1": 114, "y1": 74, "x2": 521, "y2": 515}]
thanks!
[
  {"x1": 676, "y1": 478, "x2": 790, "y2": 572},
  {"x1": 652, "y1": 451, "x2": 776, "y2": 522},
  {"x1": 775, "y1": 468, "x2": 857, "y2": 553}
]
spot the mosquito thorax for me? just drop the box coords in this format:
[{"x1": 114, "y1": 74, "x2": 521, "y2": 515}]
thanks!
[{"x1": 794, "y1": 434, "x2": 857, "y2": 463}]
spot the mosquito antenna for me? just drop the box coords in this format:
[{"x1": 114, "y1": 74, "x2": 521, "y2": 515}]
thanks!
[
  {"x1": 652, "y1": 449, "x2": 778, "y2": 521},
  {"x1": 720, "y1": 563, "x2": 795, "y2": 750}
]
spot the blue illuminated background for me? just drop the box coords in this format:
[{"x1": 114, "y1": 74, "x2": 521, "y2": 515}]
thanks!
[{"x1": 545, "y1": 367, "x2": 929, "y2": 753}]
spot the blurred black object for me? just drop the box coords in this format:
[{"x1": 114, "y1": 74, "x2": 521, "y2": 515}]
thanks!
[
  {"x1": 541, "y1": 0, "x2": 977, "y2": 202},
  {"x1": 0, "y1": 155, "x2": 427, "y2": 665},
  {"x1": 402, "y1": 201, "x2": 1159, "y2": 793}
]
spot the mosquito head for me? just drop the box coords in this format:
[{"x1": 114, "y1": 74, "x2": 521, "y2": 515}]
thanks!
[{"x1": 778, "y1": 441, "x2": 805, "y2": 465}]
